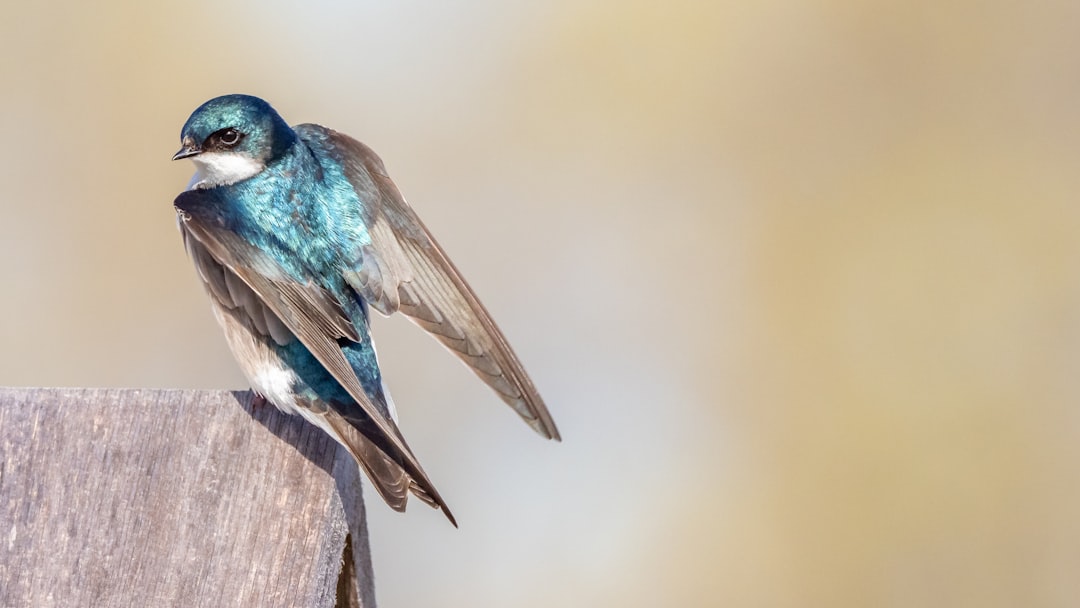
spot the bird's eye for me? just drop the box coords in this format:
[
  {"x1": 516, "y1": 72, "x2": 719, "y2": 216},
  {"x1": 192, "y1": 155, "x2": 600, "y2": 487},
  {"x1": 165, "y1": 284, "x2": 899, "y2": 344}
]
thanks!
[{"x1": 218, "y1": 128, "x2": 241, "y2": 146}]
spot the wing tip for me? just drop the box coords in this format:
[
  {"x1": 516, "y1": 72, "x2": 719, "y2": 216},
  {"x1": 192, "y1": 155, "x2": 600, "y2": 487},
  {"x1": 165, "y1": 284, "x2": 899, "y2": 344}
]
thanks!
[
  {"x1": 408, "y1": 480, "x2": 458, "y2": 527},
  {"x1": 530, "y1": 416, "x2": 562, "y2": 442},
  {"x1": 442, "y1": 505, "x2": 459, "y2": 528},
  {"x1": 369, "y1": 475, "x2": 458, "y2": 527},
  {"x1": 514, "y1": 395, "x2": 561, "y2": 441}
]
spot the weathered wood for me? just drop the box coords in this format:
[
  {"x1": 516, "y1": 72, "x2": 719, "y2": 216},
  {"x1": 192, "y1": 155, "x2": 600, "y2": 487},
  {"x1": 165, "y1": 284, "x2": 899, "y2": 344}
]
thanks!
[{"x1": 0, "y1": 388, "x2": 376, "y2": 607}]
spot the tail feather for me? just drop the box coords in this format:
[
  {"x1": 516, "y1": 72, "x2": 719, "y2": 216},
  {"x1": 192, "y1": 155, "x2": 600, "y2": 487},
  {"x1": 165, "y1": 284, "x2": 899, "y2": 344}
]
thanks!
[{"x1": 321, "y1": 409, "x2": 457, "y2": 526}]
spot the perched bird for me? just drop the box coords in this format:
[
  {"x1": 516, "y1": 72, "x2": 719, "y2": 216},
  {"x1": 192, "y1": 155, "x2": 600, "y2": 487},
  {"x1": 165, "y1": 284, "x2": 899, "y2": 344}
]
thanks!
[{"x1": 172, "y1": 94, "x2": 559, "y2": 526}]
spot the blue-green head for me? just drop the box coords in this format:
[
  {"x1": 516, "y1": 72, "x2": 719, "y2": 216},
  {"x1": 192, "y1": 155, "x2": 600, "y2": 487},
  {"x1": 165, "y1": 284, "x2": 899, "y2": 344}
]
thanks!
[{"x1": 173, "y1": 94, "x2": 297, "y2": 188}]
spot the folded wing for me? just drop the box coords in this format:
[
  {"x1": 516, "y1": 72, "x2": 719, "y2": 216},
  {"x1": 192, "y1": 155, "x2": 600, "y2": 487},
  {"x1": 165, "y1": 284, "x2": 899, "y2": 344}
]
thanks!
[{"x1": 176, "y1": 189, "x2": 456, "y2": 525}]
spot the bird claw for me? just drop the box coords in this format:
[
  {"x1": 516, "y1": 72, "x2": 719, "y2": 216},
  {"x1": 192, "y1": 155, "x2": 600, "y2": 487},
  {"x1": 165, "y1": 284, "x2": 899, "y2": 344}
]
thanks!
[{"x1": 251, "y1": 392, "x2": 269, "y2": 410}]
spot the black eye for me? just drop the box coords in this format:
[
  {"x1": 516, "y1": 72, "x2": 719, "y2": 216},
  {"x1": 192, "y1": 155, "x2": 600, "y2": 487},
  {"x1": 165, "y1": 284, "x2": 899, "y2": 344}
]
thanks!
[{"x1": 217, "y1": 128, "x2": 241, "y2": 147}]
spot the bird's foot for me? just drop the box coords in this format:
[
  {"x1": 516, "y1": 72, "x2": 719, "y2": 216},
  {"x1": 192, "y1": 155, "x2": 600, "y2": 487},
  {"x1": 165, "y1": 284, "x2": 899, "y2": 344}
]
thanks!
[{"x1": 251, "y1": 391, "x2": 269, "y2": 410}]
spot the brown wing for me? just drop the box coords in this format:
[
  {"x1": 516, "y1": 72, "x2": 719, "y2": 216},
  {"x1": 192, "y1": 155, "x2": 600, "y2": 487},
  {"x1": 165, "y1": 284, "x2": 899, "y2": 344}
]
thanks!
[
  {"x1": 176, "y1": 191, "x2": 456, "y2": 525},
  {"x1": 305, "y1": 126, "x2": 560, "y2": 441}
]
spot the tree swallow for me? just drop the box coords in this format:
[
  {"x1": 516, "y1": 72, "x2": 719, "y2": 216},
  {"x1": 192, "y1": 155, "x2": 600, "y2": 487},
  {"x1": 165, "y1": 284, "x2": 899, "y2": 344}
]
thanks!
[{"x1": 172, "y1": 94, "x2": 559, "y2": 526}]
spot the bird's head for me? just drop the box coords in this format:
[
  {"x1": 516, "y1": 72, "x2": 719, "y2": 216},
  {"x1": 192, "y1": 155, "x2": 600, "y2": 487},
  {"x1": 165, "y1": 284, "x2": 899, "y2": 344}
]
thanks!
[{"x1": 173, "y1": 94, "x2": 296, "y2": 188}]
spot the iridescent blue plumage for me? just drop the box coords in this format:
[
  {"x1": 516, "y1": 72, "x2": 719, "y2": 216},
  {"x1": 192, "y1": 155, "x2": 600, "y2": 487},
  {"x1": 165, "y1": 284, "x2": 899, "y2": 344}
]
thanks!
[{"x1": 173, "y1": 95, "x2": 559, "y2": 525}]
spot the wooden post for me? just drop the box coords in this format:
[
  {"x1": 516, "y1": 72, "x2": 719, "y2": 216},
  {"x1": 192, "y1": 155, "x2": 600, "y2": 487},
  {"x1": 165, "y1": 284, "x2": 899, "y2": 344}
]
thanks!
[{"x1": 0, "y1": 388, "x2": 376, "y2": 607}]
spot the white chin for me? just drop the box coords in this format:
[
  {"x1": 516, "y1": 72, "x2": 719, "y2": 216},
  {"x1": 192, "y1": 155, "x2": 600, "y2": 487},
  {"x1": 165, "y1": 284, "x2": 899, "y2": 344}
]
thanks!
[{"x1": 188, "y1": 152, "x2": 265, "y2": 189}]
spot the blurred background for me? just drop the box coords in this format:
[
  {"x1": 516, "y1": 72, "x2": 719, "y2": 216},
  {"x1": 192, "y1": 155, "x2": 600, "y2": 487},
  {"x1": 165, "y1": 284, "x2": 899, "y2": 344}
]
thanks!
[{"x1": 3, "y1": 1, "x2": 1080, "y2": 606}]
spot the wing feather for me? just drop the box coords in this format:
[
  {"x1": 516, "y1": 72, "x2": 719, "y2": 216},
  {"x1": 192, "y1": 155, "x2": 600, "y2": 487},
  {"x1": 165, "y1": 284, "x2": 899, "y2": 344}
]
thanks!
[
  {"x1": 176, "y1": 190, "x2": 454, "y2": 523},
  {"x1": 308, "y1": 127, "x2": 561, "y2": 440}
]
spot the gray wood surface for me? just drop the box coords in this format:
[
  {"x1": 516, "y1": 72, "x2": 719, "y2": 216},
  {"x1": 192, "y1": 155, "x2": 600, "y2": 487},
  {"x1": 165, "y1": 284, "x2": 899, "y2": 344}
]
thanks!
[{"x1": 0, "y1": 387, "x2": 376, "y2": 607}]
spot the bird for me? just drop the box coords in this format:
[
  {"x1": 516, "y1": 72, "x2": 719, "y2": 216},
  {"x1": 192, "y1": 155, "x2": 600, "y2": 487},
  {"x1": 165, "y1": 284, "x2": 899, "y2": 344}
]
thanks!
[{"x1": 172, "y1": 94, "x2": 559, "y2": 526}]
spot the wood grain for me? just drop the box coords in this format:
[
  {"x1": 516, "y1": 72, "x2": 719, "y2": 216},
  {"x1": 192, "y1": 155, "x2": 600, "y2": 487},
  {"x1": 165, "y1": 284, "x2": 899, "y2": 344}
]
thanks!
[{"x1": 0, "y1": 388, "x2": 375, "y2": 607}]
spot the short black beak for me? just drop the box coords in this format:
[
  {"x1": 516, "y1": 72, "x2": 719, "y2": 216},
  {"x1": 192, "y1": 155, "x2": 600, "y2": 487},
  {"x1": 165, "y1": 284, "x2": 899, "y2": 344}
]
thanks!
[{"x1": 172, "y1": 144, "x2": 201, "y2": 161}]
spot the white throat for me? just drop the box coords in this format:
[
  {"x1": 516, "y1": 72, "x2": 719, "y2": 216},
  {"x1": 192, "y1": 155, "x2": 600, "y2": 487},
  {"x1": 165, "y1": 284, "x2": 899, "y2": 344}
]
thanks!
[{"x1": 187, "y1": 151, "x2": 265, "y2": 190}]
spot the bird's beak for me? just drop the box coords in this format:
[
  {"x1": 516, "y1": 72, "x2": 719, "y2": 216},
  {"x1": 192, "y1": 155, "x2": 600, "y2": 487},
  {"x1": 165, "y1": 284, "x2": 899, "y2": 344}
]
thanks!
[{"x1": 172, "y1": 139, "x2": 201, "y2": 161}]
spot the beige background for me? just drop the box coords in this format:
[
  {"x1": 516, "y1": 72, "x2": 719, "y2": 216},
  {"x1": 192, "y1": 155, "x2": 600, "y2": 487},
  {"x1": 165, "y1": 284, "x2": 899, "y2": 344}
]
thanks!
[{"x1": 3, "y1": 2, "x2": 1080, "y2": 606}]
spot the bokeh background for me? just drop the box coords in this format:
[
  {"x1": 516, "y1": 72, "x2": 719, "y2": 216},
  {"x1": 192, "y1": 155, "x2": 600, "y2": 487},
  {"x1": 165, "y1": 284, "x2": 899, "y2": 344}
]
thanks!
[{"x1": 3, "y1": 1, "x2": 1080, "y2": 606}]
